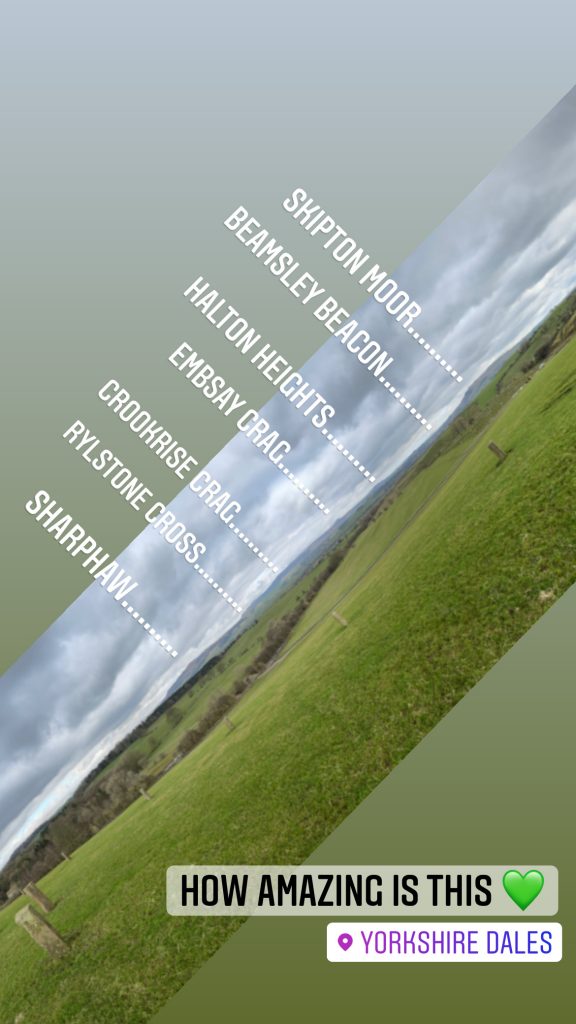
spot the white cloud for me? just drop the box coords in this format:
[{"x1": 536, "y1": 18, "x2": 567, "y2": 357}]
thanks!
[{"x1": 2, "y1": 87, "x2": 576, "y2": 869}]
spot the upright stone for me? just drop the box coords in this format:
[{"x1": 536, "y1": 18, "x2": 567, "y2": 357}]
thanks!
[
  {"x1": 331, "y1": 610, "x2": 349, "y2": 627},
  {"x1": 139, "y1": 788, "x2": 153, "y2": 801},
  {"x1": 15, "y1": 905, "x2": 68, "y2": 958},
  {"x1": 487, "y1": 441, "x2": 507, "y2": 461},
  {"x1": 23, "y1": 882, "x2": 55, "y2": 914}
]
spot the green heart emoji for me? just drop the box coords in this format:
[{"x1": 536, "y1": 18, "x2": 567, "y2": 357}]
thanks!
[{"x1": 502, "y1": 869, "x2": 544, "y2": 910}]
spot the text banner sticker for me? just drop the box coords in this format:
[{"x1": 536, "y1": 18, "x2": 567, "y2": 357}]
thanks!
[{"x1": 166, "y1": 865, "x2": 558, "y2": 916}]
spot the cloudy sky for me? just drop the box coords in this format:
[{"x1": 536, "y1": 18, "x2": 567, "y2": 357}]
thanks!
[{"x1": 2, "y1": 88, "x2": 576, "y2": 870}]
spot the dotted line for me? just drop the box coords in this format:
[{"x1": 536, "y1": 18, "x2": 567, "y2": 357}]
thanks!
[
  {"x1": 121, "y1": 601, "x2": 179, "y2": 658},
  {"x1": 276, "y1": 460, "x2": 331, "y2": 516},
  {"x1": 378, "y1": 374, "x2": 433, "y2": 431},
  {"x1": 320, "y1": 428, "x2": 376, "y2": 484},
  {"x1": 226, "y1": 522, "x2": 280, "y2": 574},
  {"x1": 405, "y1": 325, "x2": 463, "y2": 382},
  {"x1": 191, "y1": 493, "x2": 280, "y2": 573},
  {"x1": 192, "y1": 562, "x2": 243, "y2": 614}
]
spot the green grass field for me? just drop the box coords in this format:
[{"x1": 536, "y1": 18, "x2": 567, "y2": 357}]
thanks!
[
  {"x1": 1, "y1": 336, "x2": 575, "y2": 1023},
  {"x1": 101, "y1": 556, "x2": 333, "y2": 778}
]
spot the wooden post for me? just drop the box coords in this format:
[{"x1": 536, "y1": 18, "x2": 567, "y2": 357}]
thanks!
[
  {"x1": 488, "y1": 441, "x2": 507, "y2": 461},
  {"x1": 331, "y1": 610, "x2": 348, "y2": 627},
  {"x1": 22, "y1": 883, "x2": 55, "y2": 914},
  {"x1": 15, "y1": 905, "x2": 68, "y2": 958},
  {"x1": 60, "y1": 850, "x2": 71, "y2": 862},
  {"x1": 139, "y1": 788, "x2": 152, "y2": 802}
]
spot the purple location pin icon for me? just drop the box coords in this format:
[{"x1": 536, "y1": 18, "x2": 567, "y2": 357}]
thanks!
[{"x1": 338, "y1": 932, "x2": 353, "y2": 952}]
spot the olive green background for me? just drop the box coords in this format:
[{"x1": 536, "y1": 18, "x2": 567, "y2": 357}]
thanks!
[
  {"x1": 2, "y1": 5, "x2": 575, "y2": 1021},
  {"x1": 152, "y1": 574, "x2": 574, "y2": 1023},
  {"x1": 3, "y1": 1, "x2": 576, "y2": 671}
]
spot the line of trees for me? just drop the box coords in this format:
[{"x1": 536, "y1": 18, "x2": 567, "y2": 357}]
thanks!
[{"x1": 0, "y1": 758, "x2": 150, "y2": 902}]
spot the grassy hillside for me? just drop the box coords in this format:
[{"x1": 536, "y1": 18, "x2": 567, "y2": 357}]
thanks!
[
  {"x1": 0, "y1": 335, "x2": 575, "y2": 1023},
  {"x1": 95, "y1": 557, "x2": 334, "y2": 780},
  {"x1": 36, "y1": 293, "x2": 576, "y2": 795}
]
